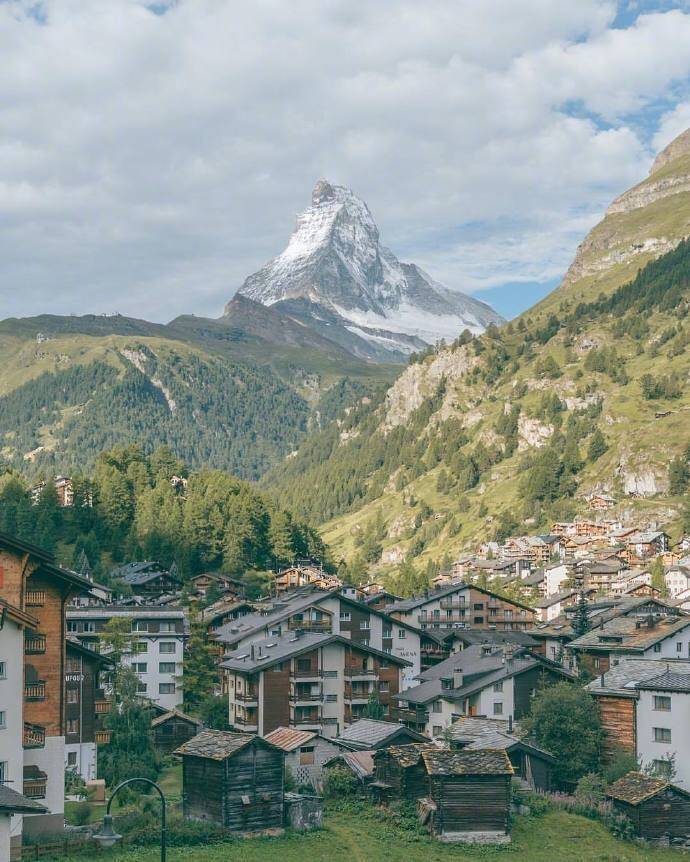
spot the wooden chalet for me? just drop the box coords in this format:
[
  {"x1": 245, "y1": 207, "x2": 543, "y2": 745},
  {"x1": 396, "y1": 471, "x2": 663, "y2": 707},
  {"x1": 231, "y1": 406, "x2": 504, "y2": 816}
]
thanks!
[
  {"x1": 176, "y1": 730, "x2": 284, "y2": 832},
  {"x1": 373, "y1": 744, "x2": 437, "y2": 800},
  {"x1": 190, "y1": 572, "x2": 245, "y2": 600},
  {"x1": 607, "y1": 772, "x2": 690, "y2": 841},
  {"x1": 151, "y1": 708, "x2": 202, "y2": 754}
]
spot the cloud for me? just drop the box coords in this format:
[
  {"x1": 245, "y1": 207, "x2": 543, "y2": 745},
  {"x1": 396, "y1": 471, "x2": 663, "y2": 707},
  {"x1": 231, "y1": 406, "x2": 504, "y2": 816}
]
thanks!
[{"x1": 0, "y1": 0, "x2": 688, "y2": 321}]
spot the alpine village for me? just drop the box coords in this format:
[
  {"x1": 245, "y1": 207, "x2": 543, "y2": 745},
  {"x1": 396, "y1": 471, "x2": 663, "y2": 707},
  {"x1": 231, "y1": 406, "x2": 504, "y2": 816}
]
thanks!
[{"x1": 4, "y1": 40, "x2": 690, "y2": 862}]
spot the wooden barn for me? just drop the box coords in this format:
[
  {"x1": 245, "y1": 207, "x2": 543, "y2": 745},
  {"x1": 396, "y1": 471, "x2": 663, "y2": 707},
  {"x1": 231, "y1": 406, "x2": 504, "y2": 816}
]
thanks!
[
  {"x1": 373, "y1": 744, "x2": 437, "y2": 800},
  {"x1": 422, "y1": 749, "x2": 513, "y2": 843},
  {"x1": 151, "y1": 709, "x2": 203, "y2": 754},
  {"x1": 175, "y1": 730, "x2": 284, "y2": 832},
  {"x1": 607, "y1": 772, "x2": 690, "y2": 841}
]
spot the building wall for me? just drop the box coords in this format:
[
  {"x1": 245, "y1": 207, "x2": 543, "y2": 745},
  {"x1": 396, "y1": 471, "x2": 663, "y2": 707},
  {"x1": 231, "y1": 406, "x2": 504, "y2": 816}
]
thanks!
[
  {"x1": 284, "y1": 737, "x2": 343, "y2": 789},
  {"x1": 0, "y1": 814, "x2": 12, "y2": 862},
  {"x1": 595, "y1": 695, "x2": 637, "y2": 761},
  {"x1": 637, "y1": 689, "x2": 690, "y2": 789},
  {"x1": 64, "y1": 742, "x2": 97, "y2": 782},
  {"x1": 545, "y1": 565, "x2": 569, "y2": 597},
  {"x1": 0, "y1": 618, "x2": 25, "y2": 843},
  {"x1": 23, "y1": 736, "x2": 65, "y2": 835}
]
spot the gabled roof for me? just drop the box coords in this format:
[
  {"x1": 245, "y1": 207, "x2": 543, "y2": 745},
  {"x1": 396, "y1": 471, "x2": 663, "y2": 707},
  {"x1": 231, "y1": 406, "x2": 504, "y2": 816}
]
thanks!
[
  {"x1": 335, "y1": 719, "x2": 428, "y2": 750},
  {"x1": 174, "y1": 729, "x2": 279, "y2": 760},
  {"x1": 587, "y1": 658, "x2": 690, "y2": 697},
  {"x1": 0, "y1": 598, "x2": 38, "y2": 629},
  {"x1": 636, "y1": 670, "x2": 690, "y2": 693},
  {"x1": 151, "y1": 708, "x2": 203, "y2": 729},
  {"x1": 421, "y1": 748, "x2": 513, "y2": 777},
  {"x1": 374, "y1": 743, "x2": 437, "y2": 767},
  {"x1": 263, "y1": 727, "x2": 320, "y2": 752},
  {"x1": 385, "y1": 581, "x2": 534, "y2": 614},
  {"x1": 324, "y1": 750, "x2": 376, "y2": 780},
  {"x1": 569, "y1": 613, "x2": 690, "y2": 653},
  {"x1": 607, "y1": 772, "x2": 689, "y2": 805},
  {"x1": 446, "y1": 717, "x2": 555, "y2": 762},
  {"x1": 0, "y1": 529, "x2": 97, "y2": 594},
  {"x1": 0, "y1": 784, "x2": 48, "y2": 814}
]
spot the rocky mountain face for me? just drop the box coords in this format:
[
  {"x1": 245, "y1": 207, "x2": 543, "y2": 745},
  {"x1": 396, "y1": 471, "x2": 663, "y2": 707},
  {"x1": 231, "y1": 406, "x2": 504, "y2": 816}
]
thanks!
[
  {"x1": 266, "y1": 133, "x2": 690, "y2": 570},
  {"x1": 232, "y1": 180, "x2": 503, "y2": 360}
]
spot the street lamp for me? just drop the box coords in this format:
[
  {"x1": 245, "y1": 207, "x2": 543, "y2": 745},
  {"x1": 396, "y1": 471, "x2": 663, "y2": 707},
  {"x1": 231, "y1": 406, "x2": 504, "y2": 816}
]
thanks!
[{"x1": 93, "y1": 777, "x2": 166, "y2": 861}]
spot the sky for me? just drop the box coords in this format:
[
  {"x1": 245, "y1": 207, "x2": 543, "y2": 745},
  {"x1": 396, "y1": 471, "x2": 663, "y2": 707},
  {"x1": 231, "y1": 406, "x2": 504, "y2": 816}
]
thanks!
[{"x1": 1, "y1": 1, "x2": 690, "y2": 322}]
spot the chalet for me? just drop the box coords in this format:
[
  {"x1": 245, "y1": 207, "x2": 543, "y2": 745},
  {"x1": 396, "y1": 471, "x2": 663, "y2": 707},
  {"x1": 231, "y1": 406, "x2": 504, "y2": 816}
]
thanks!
[
  {"x1": 422, "y1": 749, "x2": 513, "y2": 843},
  {"x1": 323, "y1": 750, "x2": 375, "y2": 785},
  {"x1": 151, "y1": 709, "x2": 203, "y2": 754},
  {"x1": 333, "y1": 718, "x2": 428, "y2": 750},
  {"x1": 69, "y1": 580, "x2": 113, "y2": 608},
  {"x1": 384, "y1": 582, "x2": 536, "y2": 634},
  {"x1": 587, "y1": 658, "x2": 690, "y2": 783},
  {"x1": 110, "y1": 561, "x2": 181, "y2": 597},
  {"x1": 588, "y1": 493, "x2": 616, "y2": 511},
  {"x1": 607, "y1": 772, "x2": 690, "y2": 841},
  {"x1": 67, "y1": 606, "x2": 186, "y2": 709},
  {"x1": 64, "y1": 638, "x2": 114, "y2": 781},
  {"x1": 574, "y1": 557, "x2": 628, "y2": 593},
  {"x1": 0, "y1": 531, "x2": 92, "y2": 839},
  {"x1": 190, "y1": 572, "x2": 245, "y2": 600},
  {"x1": 0, "y1": 786, "x2": 46, "y2": 861},
  {"x1": 575, "y1": 519, "x2": 609, "y2": 538},
  {"x1": 395, "y1": 644, "x2": 573, "y2": 737},
  {"x1": 373, "y1": 744, "x2": 438, "y2": 800},
  {"x1": 200, "y1": 598, "x2": 258, "y2": 639},
  {"x1": 627, "y1": 532, "x2": 670, "y2": 561},
  {"x1": 213, "y1": 586, "x2": 422, "y2": 688},
  {"x1": 31, "y1": 476, "x2": 75, "y2": 507},
  {"x1": 221, "y1": 632, "x2": 411, "y2": 738},
  {"x1": 534, "y1": 589, "x2": 580, "y2": 623},
  {"x1": 274, "y1": 563, "x2": 341, "y2": 594},
  {"x1": 362, "y1": 589, "x2": 401, "y2": 611},
  {"x1": 176, "y1": 731, "x2": 284, "y2": 832},
  {"x1": 665, "y1": 565, "x2": 690, "y2": 598},
  {"x1": 263, "y1": 727, "x2": 346, "y2": 788},
  {"x1": 550, "y1": 522, "x2": 577, "y2": 537}
]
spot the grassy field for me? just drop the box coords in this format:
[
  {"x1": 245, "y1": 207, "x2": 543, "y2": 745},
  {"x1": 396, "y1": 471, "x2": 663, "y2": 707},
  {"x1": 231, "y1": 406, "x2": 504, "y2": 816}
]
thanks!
[{"x1": 61, "y1": 805, "x2": 686, "y2": 862}]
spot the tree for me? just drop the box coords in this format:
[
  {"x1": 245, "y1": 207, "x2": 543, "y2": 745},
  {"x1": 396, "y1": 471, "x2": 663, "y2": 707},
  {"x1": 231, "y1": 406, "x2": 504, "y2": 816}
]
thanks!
[
  {"x1": 669, "y1": 454, "x2": 689, "y2": 496},
  {"x1": 183, "y1": 606, "x2": 220, "y2": 713},
  {"x1": 587, "y1": 429, "x2": 608, "y2": 462},
  {"x1": 572, "y1": 591, "x2": 592, "y2": 638},
  {"x1": 650, "y1": 556, "x2": 667, "y2": 597},
  {"x1": 362, "y1": 692, "x2": 385, "y2": 720},
  {"x1": 197, "y1": 694, "x2": 230, "y2": 730},
  {"x1": 523, "y1": 682, "x2": 603, "y2": 786}
]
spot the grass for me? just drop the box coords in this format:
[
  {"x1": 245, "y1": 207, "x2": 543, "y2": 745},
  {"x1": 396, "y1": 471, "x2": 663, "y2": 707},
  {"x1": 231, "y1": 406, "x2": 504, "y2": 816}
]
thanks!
[{"x1": 60, "y1": 805, "x2": 686, "y2": 862}]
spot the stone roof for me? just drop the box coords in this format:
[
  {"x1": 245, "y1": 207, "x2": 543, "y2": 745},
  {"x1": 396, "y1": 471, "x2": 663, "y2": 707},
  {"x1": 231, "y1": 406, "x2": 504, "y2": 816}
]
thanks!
[
  {"x1": 174, "y1": 729, "x2": 275, "y2": 760},
  {"x1": 636, "y1": 670, "x2": 690, "y2": 693},
  {"x1": 324, "y1": 750, "x2": 375, "y2": 780},
  {"x1": 151, "y1": 708, "x2": 202, "y2": 729},
  {"x1": 263, "y1": 727, "x2": 319, "y2": 752},
  {"x1": 375, "y1": 743, "x2": 437, "y2": 768},
  {"x1": 335, "y1": 719, "x2": 427, "y2": 749},
  {"x1": 587, "y1": 658, "x2": 690, "y2": 696},
  {"x1": 607, "y1": 772, "x2": 680, "y2": 805},
  {"x1": 421, "y1": 748, "x2": 513, "y2": 777},
  {"x1": 0, "y1": 784, "x2": 47, "y2": 814},
  {"x1": 569, "y1": 613, "x2": 690, "y2": 653}
]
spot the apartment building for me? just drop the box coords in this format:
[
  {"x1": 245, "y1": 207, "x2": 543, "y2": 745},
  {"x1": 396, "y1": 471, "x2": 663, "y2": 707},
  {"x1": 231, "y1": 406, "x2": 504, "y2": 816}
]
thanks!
[
  {"x1": 221, "y1": 631, "x2": 410, "y2": 738},
  {"x1": 213, "y1": 586, "x2": 422, "y2": 688},
  {"x1": 0, "y1": 531, "x2": 91, "y2": 839},
  {"x1": 66, "y1": 606, "x2": 186, "y2": 710}
]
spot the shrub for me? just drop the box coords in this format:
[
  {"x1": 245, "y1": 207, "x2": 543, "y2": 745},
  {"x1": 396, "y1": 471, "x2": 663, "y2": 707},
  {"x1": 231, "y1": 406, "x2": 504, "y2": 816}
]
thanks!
[
  {"x1": 322, "y1": 766, "x2": 359, "y2": 798},
  {"x1": 113, "y1": 809, "x2": 233, "y2": 847},
  {"x1": 70, "y1": 800, "x2": 92, "y2": 826},
  {"x1": 575, "y1": 773, "x2": 606, "y2": 806},
  {"x1": 603, "y1": 750, "x2": 640, "y2": 785}
]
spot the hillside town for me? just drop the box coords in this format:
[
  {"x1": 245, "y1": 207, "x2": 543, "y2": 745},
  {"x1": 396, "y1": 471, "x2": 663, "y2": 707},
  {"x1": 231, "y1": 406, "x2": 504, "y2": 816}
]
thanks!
[{"x1": 2, "y1": 499, "x2": 690, "y2": 857}]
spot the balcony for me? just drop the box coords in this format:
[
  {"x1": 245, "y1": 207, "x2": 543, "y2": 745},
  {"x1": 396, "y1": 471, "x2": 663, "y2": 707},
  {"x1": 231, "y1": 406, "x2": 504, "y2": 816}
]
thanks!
[
  {"x1": 233, "y1": 715, "x2": 258, "y2": 729},
  {"x1": 25, "y1": 591, "x2": 46, "y2": 607},
  {"x1": 287, "y1": 619, "x2": 332, "y2": 632},
  {"x1": 23, "y1": 779, "x2": 47, "y2": 799},
  {"x1": 95, "y1": 730, "x2": 111, "y2": 745},
  {"x1": 289, "y1": 693, "x2": 323, "y2": 704},
  {"x1": 25, "y1": 633, "x2": 47, "y2": 654},
  {"x1": 95, "y1": 699, "x2": 112, "y2": 714},
  {"x1": 418, "y1": 615, "x2": 467, "y2": 626},
  {"x1": 292, "y1": 669, "x2": 323, "y2": 679},
  {"x1": 234, "y1": 691, "x2": 259, "y2": 704},
  {"x1": 25, "y1": 681, "x2": 46, "y2": 701},
  {"x1": 344, "y1": 668, "x2": 376, "y2": 679},
  {"x1": 23, "y1": 723, "x2": 46, "y2": 748},
  {"x1": 439, "y1": 599, "x2": 466, "y2": 610}
]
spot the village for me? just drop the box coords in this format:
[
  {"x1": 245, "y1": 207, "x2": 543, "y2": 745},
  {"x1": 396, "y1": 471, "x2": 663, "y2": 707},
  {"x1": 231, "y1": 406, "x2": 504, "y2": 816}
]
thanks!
[{"x1": 2, "y1": 477, "x2": 690, "y2": 859}]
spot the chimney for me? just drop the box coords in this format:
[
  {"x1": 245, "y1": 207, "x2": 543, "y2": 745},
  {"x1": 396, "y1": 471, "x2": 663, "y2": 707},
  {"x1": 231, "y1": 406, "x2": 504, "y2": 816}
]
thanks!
[
  {"x1": 600, "y1": 672, "x2": 605, "y2": 687},
  {"x1": 293, "y1": 628, "x2": 303, "y2": 639},
  {"x1": 453, "y1": 669, "x2": 464, "y2": 689},
  {"x1": 250, "y1": 644, "x2": 255, "y2": 660},
  {"x1": 508, "y1": 715, "x2": 513, "y2": 733}
]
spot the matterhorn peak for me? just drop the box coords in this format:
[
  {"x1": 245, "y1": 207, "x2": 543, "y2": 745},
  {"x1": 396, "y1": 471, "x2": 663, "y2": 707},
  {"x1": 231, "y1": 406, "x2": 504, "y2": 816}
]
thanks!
[{"x1": 232, "y1": 180, "x2": 503, "y2": 361}]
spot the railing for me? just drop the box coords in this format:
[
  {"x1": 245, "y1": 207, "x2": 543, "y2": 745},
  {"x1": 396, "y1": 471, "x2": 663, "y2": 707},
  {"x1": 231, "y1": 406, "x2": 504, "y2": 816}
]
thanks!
[
  {"x1": 23, "y1": 723, "x2": 46, "y2": 748},
  {"x1": 95, "y1": 730, "x2": 112, "y2": 744},
  {"x1": 25, "y1": 591, "x2": 46, "y2": 607},
  {"x1": 25, "y1": 634, "x2": 47, "y2": 654},
  {"x1": 344, "y1": 668, "x2": 376, "y2": 678},
  {"x1": 23, "y1": 779, "x2": 47, "y2": 799},
  {"x1": 396, "y1": 707, "x2": 428, "y2": 722},
  {"x1": 287, "y1": 619, "x2": 332, "y2": 632},
  {"x1": 233, "y1": 715, "x2": 258, "y2": 727},
  {"x1": 234, "y1": 692, "x2": 259, "y2": 703},
  {"x1": 439, "y1": 599, "x2": 466, "y2": 609},
  {"x1": 94, "y1": 699, "x2": 112, "y2": 714},
  {"x1": 289, "y1": 693, "x2": 323, "y2": 702},
  {"x1": 292, "y1": 669, "x2": 323, "y2": 678},
  {"x1": 24, "y1": 681, "x2": 46, "y2": 701}
]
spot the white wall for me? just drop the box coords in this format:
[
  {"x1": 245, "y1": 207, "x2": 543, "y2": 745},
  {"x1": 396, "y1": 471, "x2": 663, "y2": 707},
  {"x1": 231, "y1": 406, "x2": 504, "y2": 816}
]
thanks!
[
  {"x1": 641, "y1": 623, "x2": 690, "y2": 661},
  {"x1": 636, "y1": 689, "x2": 690, "y2": 788},
  {"x1": 0, "y1": 618, "x2": 25, "y2": 842},
  {"x1": 0, "y1": 813, "x2": 12, "y2": 862},
  {"x1": 65, "y1": 742, "x2": 97, "y2": 783},
  {"x1": 122, "y1": 635, "x2": 183, "y2": 710},
  {"x1": 545, "y1": 565, "x2": 569, "y2": 598},
  {"x1": 23, "y1": 735, "x2": 65, "y2": 822}
]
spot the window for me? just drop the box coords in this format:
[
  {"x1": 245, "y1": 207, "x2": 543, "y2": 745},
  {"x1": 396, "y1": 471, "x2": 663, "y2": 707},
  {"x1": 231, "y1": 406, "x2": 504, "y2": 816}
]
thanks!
[
  {"x1": 652, "y1": 759, "x2": 674, "y2": 778},
  {"x1": 473, "y1": 617, "x2": 484, "y2": 625},
  {"x1": 677, "y1": 642, "x2": 683, "y2": 653},
  {"x1": 382, "y1": 627, "x2": 392, "y2": 639},
  {"x1": 473, "y1": 603, "x2": 484, "y2": 610},
  {"x1": 67, "y1": 752, "x2": 77, "y2": 767},
  {"x1": 493, "y1": 702, "x2": 503, "y2": 715},
  {"x1": 66, "y1": 719, "x2": 79, "y2": 734},
  {"x1": 593, "y1": 658, "x2": 601, "y2": 670},
  {"x1": 133, "y1": 641, "x2": 148, "y2": 653},
  {"x1": 159, "y1": 683, "x2": 175, "y2": 694},
  {"x1": 0, "y1": 662, "x2": 6, "y2": 679},
  {"x1": 159, "y1": 622, "x2": 176, "y2": 633},
  {"x1": 297, "y1": 659, "x2": 312, "y2": 672},
  {"x1": 493, "y1": 681, "x2": 503, "y2": 693},
  {"x1": 0, "y1": 711, "x2": 5, "y2": 729},
  {"x1": 359, "y1": 620, "x2": 370, "y2": 630},
  {"x1": 653, "y1": 643, "x2": 662, "y2": 653},
  {"x1": 67, "y1": 622, "x2": 79, "y2": 633},
  {"x1": 432, "y1": 725, "x2": 443, "y2": 737},
  {"x1": 398, "y1": 629, "x2": 406, "y2": 639},
  {"x1": 0, "y1": 762, "x2": 7, "y2": 784},
  {"x1": 325, "y1": 694, "x2": 337, "y2": 703},
  {"x1": 132, "y1": 621, "x2": 149, "y2": 633},
  {"x1": 441, "y1": 679, "x2": 452, "y2": 690},
  {"x1": 66, "y1": 658, "x2": 81, "y2": 673},
  {"x1": 432, "y1": 701, "x2": 442, "y2": 713},
  {"x1": 159, "y1": 662, "x2": 176, "y2": 674},
  {"x1": 132, "y1": 663, "x2": 147, "y2": 673},
  {"x1": 299, "y1": 746, "x2": 315, "y2": 766},
  {"x1": 323, "y1": 670, "x2": 338, "y2": 679},
  {"x1": 83, "y1": 622, "x2": 95, "y2": 633},
  {"x1": 66, "y1": 688, "x2": 79, "y2": 704},
  {"x1": 340, "y1": 612, "x2": 351, "y2": 622},
  {"x1": 653, "y1": 727, "x2": 672, "y2": 743},
  {"x1": 159, "y1": 642, "x2": 176, "y2": 654},
  {"x1": 653, "y1": 695, "x2": 671, "y2": 711},
  {"x1": 379, "y1": 681, "x2": 389, "y2": 693},
  {"x1": 137, "y1": 681, "x2": 147, "y2": 692}
]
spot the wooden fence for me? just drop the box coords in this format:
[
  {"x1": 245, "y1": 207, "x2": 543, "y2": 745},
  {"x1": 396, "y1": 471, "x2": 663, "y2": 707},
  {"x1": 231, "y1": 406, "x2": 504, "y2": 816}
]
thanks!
[{"x1": 11, "y1": 836, "x2": 95, "y2": 860}]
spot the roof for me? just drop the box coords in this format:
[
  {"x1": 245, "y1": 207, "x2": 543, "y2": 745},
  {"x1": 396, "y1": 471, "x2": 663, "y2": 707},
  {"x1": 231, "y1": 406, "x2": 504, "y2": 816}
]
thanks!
[
  {"x1": 0, "y1": 529, "x2": 53, "y2": 563},
  {"x1": 375, "y1": 743, "x2": 437, "y2": 767},
  {"x1": 151, "y1": 708, "x2": 203, "y2": 729},
  {"x1": 0, "y1": 784, "x2": 48, "y2": 814},
  {"x1": 325, "y1": 750, "x2": 375, "y2": 780},
  {"x1": 421, "y1": 748, "x2": 514, "y2": 777},
  {"x1": 0, "y1": 598, "x2": 38, "y2": 629},
  {"x1": 66, "y1": 636, "x2": 115, "y2": 666},
  {"x1": 263, "y1": 727, "x2": 319, "y2": 751},
  {"x1": 174, "y1": 729, "x2": 278, "y2": 760},
  {"x1": 384, "y1": 581, "x2": 534, "y2": 614},
  {"x1": 607, "y1": 772, "x2": 687, "y2": 805},
  {"x1": 534, "y1": 590, "x2": 577, "y2": 608},
  {"x1": 569, "y1": 613, "x2": 690, "y2": 653},
  {"x1": 636, "y1": 670, "x2": 690, "y2": 693},
  {"x1": 335, "y1": 719, "x2": 428, "y2": 750},
  {"x1": 446, "y1": 717, "x2": 555, "y2": 762},
  {"x1": 67, "y1": 605, "x2": 185, "y2": 619},
  {"x1": 587, "y1": 658, "x2": 690, "y2": 697}
]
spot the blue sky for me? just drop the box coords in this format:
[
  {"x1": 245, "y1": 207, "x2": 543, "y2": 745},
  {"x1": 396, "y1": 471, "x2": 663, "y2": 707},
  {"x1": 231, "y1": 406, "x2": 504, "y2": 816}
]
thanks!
[{"x1": 0, "y1": 0, "x2": 689, "y2": 322}]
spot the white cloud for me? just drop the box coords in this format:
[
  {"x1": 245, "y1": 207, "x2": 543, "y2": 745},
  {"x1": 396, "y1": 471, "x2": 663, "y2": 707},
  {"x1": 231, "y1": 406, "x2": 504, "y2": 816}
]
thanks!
[{"x1": 0, "y1": 0, "x2": 688, "y2": 321}]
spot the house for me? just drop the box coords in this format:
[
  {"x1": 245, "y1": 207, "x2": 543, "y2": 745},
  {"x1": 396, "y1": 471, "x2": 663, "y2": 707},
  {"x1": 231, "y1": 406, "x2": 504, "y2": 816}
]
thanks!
[
  {"x1": 543, "y1": 563, "x2": 571, "y2": 597},
  {"x1": 373, "y1": 743, "x2": 438, "y2": 799},
  {"x1": 221, "y1": 632, "x2": 411, "y2": 738},
  {"x1": 362, "y1": 589, "x2": 401, "y2": 612},
  {"x1": 333, "y1": 718, "x2": 428, "y2": 750},
  {"x1": 274, "y1": 563, "x2": 341, "y2": 594},
  {"x1": 607, "y1": 772, "x2": 690, "y2": 841},
  {"x1": 627, "y1": 532, "x2": 670, "y2": 561},
  {"x1": 587, "y1": 659, "x2": 690, "y2": 783},
  {"x1": 384, "y1": 582, "x2": 536, "y2": 634},
  {"x1": 0, "y1": 531, "x2": 92, "y2": 839},
  {"x1": 323, "y1": 750, "x2": 375, "y2": 785},
  {"x1": 422, "y1": 749, "x2": 513, "y2": 843},
  {"x1": 69, "y1": 580, "x2": 113, "y2": 608},
  {"x1": 190, "y1": 572, "x2": 245, "y2": 601},
  {"x1": 30, "y1": 476, "x2": 75, "y2": 507},
  {"x1": 151, "y1": 709, "x2": 203, "y2": 754},
  {"x1": 175, "y1": 730, "x2": 284, "y2": 832},
  {"x1": 444, "y1": 716, "x2": 554, "y2": 792},
  {"x1": 213, "y1": 586, "x2": 422, "y2": 689},
  {"x1": 588, "y1": 494, "x2": 616, "y2": 511},
  {"x1": 574, "y1": 558, "x2": 628, "y2": 593},
  {"x1": 64, "y1": 638, "x2": 114, "y2": 781},
  {"x1": 0, "y1": 786, "x2": 46, "y2": 861},
  {"x1": 395, "y1": 644, "x2": 573, "y2": 737},
  {"x1": 263, "y1": 727, "x2": 346, "y2": 789},
  {"x1": 110, "y1": 561, "x2": 181, "y2": 597},
  {"x1": 200, "y1": 598, "x2": 258, "y2": 640},
  {"x1": 665, "y1": 565, "x2": 690, "y2": 598},
  {"x1": 534, "y1": 589, "x2": 580, "y2": 623},
  {"x1": 66, "y1": 606, "x2": 186, "y2": 710}
]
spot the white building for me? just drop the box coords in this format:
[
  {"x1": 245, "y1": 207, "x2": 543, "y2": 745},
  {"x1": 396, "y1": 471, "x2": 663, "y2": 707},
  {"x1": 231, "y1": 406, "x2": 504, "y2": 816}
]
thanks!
[
  {"x1": 544, "y1": 563, "x2": 570, "y2": 597},
  {"x1": 666, "y1": 565, "x2": 690, "y2": 598}
]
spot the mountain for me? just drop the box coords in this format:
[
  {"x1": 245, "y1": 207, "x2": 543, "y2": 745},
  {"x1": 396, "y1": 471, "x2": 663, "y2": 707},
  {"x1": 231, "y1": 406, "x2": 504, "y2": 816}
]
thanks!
[
  {"x1": 232, "y1": 179, "x2": 504, "y2": 360},
  {"x1": 265, "y1": 132, "x2": 690, "y2": 572}
]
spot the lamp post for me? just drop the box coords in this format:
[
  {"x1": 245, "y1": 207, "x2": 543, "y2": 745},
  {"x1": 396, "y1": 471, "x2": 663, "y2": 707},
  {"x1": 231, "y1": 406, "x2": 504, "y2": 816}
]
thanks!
[{"x1": 93, "y1": 777, "x2": 166, "y2": 862}]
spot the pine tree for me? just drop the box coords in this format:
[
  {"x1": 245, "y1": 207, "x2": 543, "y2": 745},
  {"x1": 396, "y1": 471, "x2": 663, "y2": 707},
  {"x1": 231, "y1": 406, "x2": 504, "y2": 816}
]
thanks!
[
  {"x1": 183, "y1": 606, "x2": 220, "y2": 713},
  {"x1": 572, "y1": 591, "x2": 592, "y2": 638},
  {"x1": 650, "y1": 556, "x2": 667, "y2": 597},
  {"x1": 587, "y1": 429, "x2": 608, "y2": 462}
]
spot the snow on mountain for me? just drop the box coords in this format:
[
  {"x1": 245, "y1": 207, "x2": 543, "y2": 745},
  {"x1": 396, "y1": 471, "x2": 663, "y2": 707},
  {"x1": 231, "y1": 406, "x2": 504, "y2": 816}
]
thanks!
[{"x1": 232, "y1": 180, "x2": 503, "y2": 358}]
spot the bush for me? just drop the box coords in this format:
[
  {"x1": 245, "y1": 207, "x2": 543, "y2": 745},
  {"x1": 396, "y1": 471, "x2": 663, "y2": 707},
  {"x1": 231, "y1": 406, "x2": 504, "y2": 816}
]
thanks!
[
  {"x1": 603, "y1": 750, "x2": 640, "y2": 785},
  {"x1": 575, "y1": 773, "x2": 606, "y2": 806},
  {"x1": 70, "y1": 800, "x2": 92, "y2": 826},
  {"x1": 322, "y1": 766, "x2": 359, "y2": 798},
  {"x1": 113, "y1": 809, "x2": 233, "y2": 847}
]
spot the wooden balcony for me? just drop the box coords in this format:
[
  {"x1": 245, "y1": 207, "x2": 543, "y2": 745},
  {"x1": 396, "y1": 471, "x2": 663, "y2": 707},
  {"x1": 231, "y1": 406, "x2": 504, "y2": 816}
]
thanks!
[
  {"x1": 289, "y1": 693, "x2": 323, "y2": 703},
  {"x1": 25, "y1": 591, "x2": 46, "y2": 607},
  {"x1": 287, "y1": 619, "x2": 332, "y2": 632},
  {"x1": 25, "y1": 633, "x2": 47, "y2": 654},
  {"x1": 344, "y1": 668, "x2": 376, "y2": 679},
  {"x1": 439, "y1": 599, "x2": 466, "y2": 609},
  {"x1": 95, "y1": 699, "x2": 112, "y2": 714},
  {"x1": 23, "y1": 723, "x2": 46, "y2": 748},
  {"x1": 233, "y1": 714, "x2": 258, "y2": 728},
  {"x1": 95, "y1": 730, "x2": 111, "y2": 745},
  {"x1": 23, "y1": 779, "x2": 47, "y2": 799},
  {"x1": 292, "y1": 669, "x2": 323, "y2": 678},
  {"x1": 25, "y1": 681, "x2": 46, "y2": 701},
  {"x1": 234, "y1": 692, "x2": 258, "y2": 703}
]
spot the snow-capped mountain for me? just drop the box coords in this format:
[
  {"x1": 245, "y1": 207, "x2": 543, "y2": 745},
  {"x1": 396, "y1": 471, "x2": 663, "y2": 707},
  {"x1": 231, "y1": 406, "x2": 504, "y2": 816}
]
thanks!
[{"x1": 230, "y1": 180, "x2": 503, "y2": 360}]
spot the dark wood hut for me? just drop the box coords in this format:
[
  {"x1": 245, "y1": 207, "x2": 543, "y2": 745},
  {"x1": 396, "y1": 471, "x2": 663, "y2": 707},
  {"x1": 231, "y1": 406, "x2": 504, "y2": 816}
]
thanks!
[
  {"x1": 607, "y1": 772, "x2": 690, "y2": 841},
  {"x1": 422, "y1": 748, "x2": 513, "y2": 842},
  {"x1": 373, "y1": 744, "x2": 437, "y2": 800},
  {"x1": 175, "y1": 730, "x2": 284, "y2": 832},
  {"x1": 152, "y1": 709, "x2": 203, "y2": 754}
]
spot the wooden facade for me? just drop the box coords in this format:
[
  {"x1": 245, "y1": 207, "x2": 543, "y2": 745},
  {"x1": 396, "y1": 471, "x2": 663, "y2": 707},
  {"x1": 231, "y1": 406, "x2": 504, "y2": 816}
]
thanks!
[
  {"x1": 373, "y1": 745, "x2": 436, "y2": 800},
  {"x1": 177, "y1": 731, "x2": 284, "y2": 832},
  {"x1": 608, "y1": 772, "x2": 690, "y2": 840},
  {"x1": 151, "y1": 710, "x2": 202, "y2": 754},
  {"x1": 595, "y1": 694, "x2": 637, "y2": 761}
]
